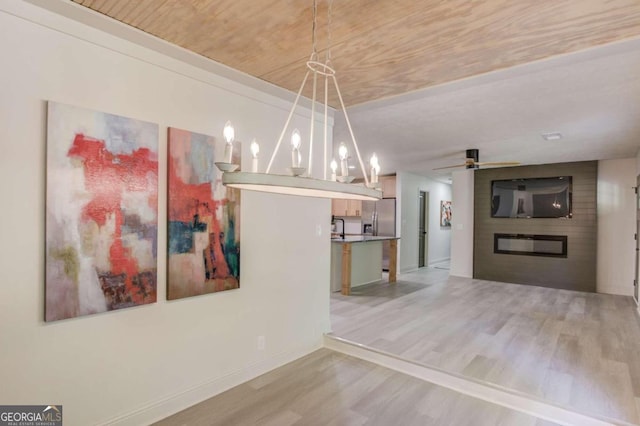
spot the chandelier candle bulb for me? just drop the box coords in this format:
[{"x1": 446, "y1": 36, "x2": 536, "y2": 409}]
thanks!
[
  {"x1": 370, "y1": 153, "x2": 379, "y2": 184},
  {"x1": 338, "y1": 143, "x2": 349, "y2": 177},
  {"x1": 223, "y1": 121, "x2": 235, "y2": 163},
  {"x1": 250, "y1": 139, "x2": 259, "y2": 173},
  {"x1": 330, "y1": 159, "x2": 338, "y2": 181},
  {"x1": 291, "y1": 129, "x2": 302, "y2": 168}
]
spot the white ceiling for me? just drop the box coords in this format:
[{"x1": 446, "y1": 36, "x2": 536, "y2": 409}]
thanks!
[{"x1": 334, "y1": 36, "x2": 640, "y2": 179}]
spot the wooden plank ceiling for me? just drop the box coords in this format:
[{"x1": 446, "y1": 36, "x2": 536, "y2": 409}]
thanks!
[{"x1": 72, "y1": 0, "x2": 640, "y2": 107}]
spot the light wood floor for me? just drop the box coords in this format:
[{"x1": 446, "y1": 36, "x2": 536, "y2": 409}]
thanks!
[
  {"x1": 155, "y1": 349, "x2": 559, "y2": 426},
  {"x1": 331, "y1": 268, "x2": 640, "y2": 425}
]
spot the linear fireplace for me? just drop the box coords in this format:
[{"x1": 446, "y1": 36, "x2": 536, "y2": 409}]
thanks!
[{"x1": 494, "y1": 233, "x2": 567, "y2": 258}]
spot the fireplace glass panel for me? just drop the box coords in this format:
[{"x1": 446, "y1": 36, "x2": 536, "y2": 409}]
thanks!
[{"x1": 494, "y1": 234, "x2": 567, "y2": 258}]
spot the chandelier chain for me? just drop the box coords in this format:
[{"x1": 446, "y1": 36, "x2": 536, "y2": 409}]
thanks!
[
  {"x1": 311, "y1": 0, "x2": 318, "y2": 57},
  {"x1": 326, "y1": 0, "x2": 333, "y2": 62}
]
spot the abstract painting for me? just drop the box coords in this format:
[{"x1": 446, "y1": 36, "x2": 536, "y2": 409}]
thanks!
[
  {"x1": 440, "y1": 200, "x2": 452, "y2": 227},
  {"x1": 167, "y1": 127, "x2": 240, "y2": 300},
  {"x1": 46, "y1": 102, "x2": 159, "y2": 321}
]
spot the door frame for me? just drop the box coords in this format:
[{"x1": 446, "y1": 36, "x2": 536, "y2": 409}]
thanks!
[
  {"x1": 635, "y1": 176, "x2": 639, "y2": 305},
  {"x1": 418, "y1": 190, "x2": 428, "y2": 268}
]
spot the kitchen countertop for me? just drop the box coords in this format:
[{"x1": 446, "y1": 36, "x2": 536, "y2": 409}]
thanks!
[{"x1": 330, "y1": 235, "x2": 399, "y2": 243}]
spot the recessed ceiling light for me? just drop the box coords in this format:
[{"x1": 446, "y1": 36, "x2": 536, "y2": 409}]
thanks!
[
  {"x1": 348, "y1": 165, "x2": 356, "y2": 169},
  {"x1": 542, "y1": 132, "x2": 562, "y2": 141}
]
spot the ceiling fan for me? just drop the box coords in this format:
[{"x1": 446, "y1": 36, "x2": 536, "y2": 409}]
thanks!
[{"x1": 433, "y1": 149, "x2": 520, "y2": 170}]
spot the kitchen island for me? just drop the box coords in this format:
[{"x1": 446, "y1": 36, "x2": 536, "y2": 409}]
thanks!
[{"x1": 330, "y1": 236, "x2": 399, "y2": 295}]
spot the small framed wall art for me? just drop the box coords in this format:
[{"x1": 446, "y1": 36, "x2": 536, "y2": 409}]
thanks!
[{"x1": 440, "y1": 200, "x2": 452, "y2": 227}]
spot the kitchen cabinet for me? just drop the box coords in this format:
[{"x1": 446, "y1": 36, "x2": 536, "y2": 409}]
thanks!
[
  {"x1": 331, "y1": 199, "x2": 361, "y2": 217},
  {"x1": 380, "y1": 175, "x2": 396, "y2": 198},
  {"x1": 348, "y1": 200, "x2": 362, "y2": 217},
  {"x1": 332, "y1": 199, "x2": 348, "y2": 216}
]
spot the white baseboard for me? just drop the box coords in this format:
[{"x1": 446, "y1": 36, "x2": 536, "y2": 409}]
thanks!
[
  {"x1": 100, "y1": 341, "x2": 322, "y2": 426},
  {"x1": 429, "y1": 257, "x2": 450, "y2": 266},
  {"x1": 596, "y1": 286, "x2": 634, "y2": 297},
  {"x1": 324, "y1": 335, "x2": 626, "y2": 426},
  {"x1": 401, "y1": 257, "x2": 451, "y2": 273},
  {"x1": 351, "y1": 278, "x2": 384, "y2": 289}
]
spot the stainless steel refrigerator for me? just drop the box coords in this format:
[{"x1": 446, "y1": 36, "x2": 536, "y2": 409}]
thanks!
[{"x1": 362, "y1": 198, "x2": 396, "y2": 270}]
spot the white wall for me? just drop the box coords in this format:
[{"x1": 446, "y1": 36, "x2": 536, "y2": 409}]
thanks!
[
  {"x1": 597, "y1": 159, "x2": 636, "y2": 296},
  {"x1": 0, "y1": 3, "x2": 331, "y2": 425},
  {"x1": 338, "y1": 217, "x2": 362, "y2": 235},
  {"x1": 450, "y1": 169, "x2": 474, "y2": 278},
  {"x1": 636, "y1": 151, "x2": 640, "y2": 305},
  {"x1": 397, "y1": 172, "x2": 452, "y2": 272}
]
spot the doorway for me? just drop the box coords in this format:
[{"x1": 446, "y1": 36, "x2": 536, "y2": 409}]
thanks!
[{"x1": 419, "y1": 191, "x2": 428, "y2": 268}]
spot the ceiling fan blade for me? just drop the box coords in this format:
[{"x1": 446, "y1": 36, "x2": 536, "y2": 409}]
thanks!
[
  {"x1": 433, "y1": 163, "x2": 467, "y2": 170},
  {"x1": 475, "y1": 161, "x2": 521, "y2": 167},
  {"x1": 433, "y1": 150, "x2": 520, "y2": 171}
]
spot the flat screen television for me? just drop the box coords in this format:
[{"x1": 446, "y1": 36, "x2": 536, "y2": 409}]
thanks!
[{"x1": 491, "y1": 176, "x2": 572, "y2": 218}]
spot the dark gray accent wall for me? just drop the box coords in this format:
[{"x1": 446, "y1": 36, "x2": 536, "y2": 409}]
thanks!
[{"x1": 473, "y1": 161, "x2": 597, "y2": 292}]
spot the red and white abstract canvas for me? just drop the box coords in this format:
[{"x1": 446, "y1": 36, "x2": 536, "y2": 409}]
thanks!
[
  {"x1": 46, "y1": 102, "x2": 159, "y2": 321},
  {"x1": 167, "y1": 127, "x2": 240, "y2": 300}
]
